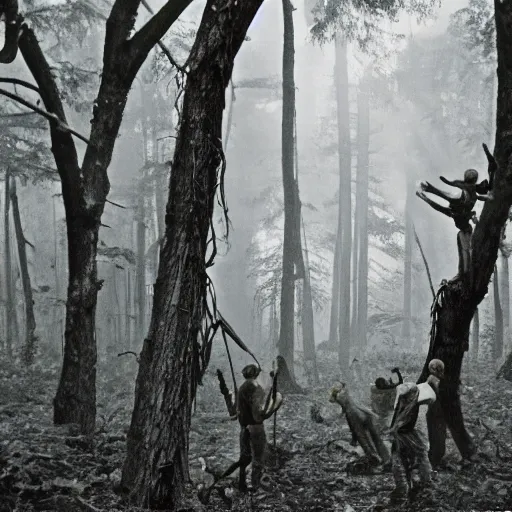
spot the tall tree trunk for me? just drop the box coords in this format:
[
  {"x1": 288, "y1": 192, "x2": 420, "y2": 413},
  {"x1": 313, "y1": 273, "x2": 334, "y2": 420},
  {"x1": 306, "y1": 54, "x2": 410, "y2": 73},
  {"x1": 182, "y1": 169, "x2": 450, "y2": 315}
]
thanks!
[
  {"x1": 356, "y1": 74, "x2": 370, "y2": 352},
  {"x1": 4, "y1": 169, "x2": 13, "y2": 358},
  {"x1": 471, "y1": 308, "x2": 479, "y2": 366},
  {"x1": 402, "y1": 174, "x2": 413, "y2": 342},
  {"x1": 493, "y1": 265, "x2": 504, "y2": 360},
  {"x1": 121, "y1": 1, "x2": 264, "y2": 507},
  {"x1": 328, "y1": 230, "x2": 341, "y2": 347},
  {"x1": 10, "y1": 177, "x2": 37, "y2": 365},
  {"x1": 278, "y1": 0, "x2": 301, "y2": 387},
  {"x1": 334, "y1": 35, "x2": 351, "y2": 372},
  {"x1": 417, "y1": 0, "x2": 512, "y2": 465}
]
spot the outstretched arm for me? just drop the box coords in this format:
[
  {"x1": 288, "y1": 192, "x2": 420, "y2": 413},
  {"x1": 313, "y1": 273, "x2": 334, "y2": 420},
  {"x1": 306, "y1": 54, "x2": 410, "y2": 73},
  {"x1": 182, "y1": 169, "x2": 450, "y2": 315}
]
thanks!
[{"x1": 440, "y1": 176, "x2": 466, "y2": 190}]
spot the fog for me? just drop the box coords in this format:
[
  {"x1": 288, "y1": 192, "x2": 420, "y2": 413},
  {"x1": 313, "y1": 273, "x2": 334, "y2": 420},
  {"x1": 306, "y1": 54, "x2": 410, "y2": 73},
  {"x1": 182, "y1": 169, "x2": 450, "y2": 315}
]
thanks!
[{"x1": 0, "y1": 0, "x2": 504, "y2": 370}]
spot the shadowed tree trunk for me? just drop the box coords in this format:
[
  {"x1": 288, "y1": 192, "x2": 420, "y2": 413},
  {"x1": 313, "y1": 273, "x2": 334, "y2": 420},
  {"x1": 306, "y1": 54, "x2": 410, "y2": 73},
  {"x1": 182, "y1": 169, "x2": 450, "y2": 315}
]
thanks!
[
  {"x1": 334, "y1": 34, "x2": 351, "y2": 372},
  {"x1": 493, "y1": 265, "x2": 504, "y2": 360},
  {"x1": 120, "y1": 1, "x2": 264, "y2": 507},
  {"x1": 417, "y1": 0, "x2": 512, "y2": 465},
  {"x1": 4, "y1": 168, "x2": 13, "y2": 358},
  {"x1": 356, "y1": 73, "x2": 370, "y2": 352},
  {"x1": 278, "y1": 0, "x2": 302, "y2": 391},
  {"x1": 10, "y1": 177, "x2": 37, "y2": 365}
]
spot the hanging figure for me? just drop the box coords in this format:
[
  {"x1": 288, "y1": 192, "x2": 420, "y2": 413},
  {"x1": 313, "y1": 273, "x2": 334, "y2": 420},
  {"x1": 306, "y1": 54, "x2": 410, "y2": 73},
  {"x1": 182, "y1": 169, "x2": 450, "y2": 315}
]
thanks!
[
  {"x1": 388, "y1": 359, "x2": 444, "y2": 504},
  {"x1": 416, "y1": 143, "x2": 496, "y2": 281}
]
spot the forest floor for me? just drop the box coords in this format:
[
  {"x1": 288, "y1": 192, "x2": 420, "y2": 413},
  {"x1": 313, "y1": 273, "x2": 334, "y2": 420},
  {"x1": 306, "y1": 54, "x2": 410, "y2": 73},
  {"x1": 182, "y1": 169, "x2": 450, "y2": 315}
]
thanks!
[{"x1": 0, "y1": 351, "x2": 511, "y2": 512}]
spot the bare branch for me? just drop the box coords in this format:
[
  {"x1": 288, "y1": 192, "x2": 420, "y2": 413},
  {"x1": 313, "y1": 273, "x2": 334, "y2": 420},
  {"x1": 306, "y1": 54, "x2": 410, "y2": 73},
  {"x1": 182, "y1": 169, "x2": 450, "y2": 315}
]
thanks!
[
  {"x1": 106, "y1": 198, "x2": 127, "y2": 209},
  {"x1": 0, "y1": 77, "x2": 39, "y2": 94},
  {"x1": 129, "y1": 0, "x2": 193, "y2": 71},
  {"x1": 0, "y1": 87, "x2": 90, "y2": 144},
  {"x1": 139, "y1": 0, "x2": 186, "y2": 71}
]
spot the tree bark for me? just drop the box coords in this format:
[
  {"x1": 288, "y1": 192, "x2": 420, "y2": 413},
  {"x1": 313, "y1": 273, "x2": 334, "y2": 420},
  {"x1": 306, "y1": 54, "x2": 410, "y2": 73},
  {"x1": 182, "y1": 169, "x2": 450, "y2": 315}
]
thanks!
[
  {"x1": 120, "y1": 1, "x2": 264, "y2": 507},
  {"x1": 356, "y1": 74, "x2": 370, "y2": 352},
  {"x1": 10, "y1": 177, "x2": 37, "y2": 365},
  {"x1": 278, "y1": 0, "x2": 300, "y2": 386},
  {"x1": 3, "y1": 168, "x2": 14, "y2": 358},
  {"x1": 417, "y1": 0, "x2": 512, "y2": 464},
  {"x1": 334, "y1": 34, "x2": 352, "y2": 372},
  {"x1": 493, "y1": 265, "x2": 504, "y2": 360}
]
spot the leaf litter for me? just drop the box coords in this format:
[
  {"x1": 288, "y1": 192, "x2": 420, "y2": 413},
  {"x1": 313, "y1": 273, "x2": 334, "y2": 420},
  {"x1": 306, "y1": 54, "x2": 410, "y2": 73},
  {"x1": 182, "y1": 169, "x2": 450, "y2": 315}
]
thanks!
[{"x1": 0, "y1": 353, "x2": 510, "y2": 511}]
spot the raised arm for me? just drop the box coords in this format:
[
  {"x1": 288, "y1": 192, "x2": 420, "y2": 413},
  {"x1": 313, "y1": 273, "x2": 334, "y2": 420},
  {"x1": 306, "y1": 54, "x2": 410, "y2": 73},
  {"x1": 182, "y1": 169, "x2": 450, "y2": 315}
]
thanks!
[{"x1": 439, "y1": 176, "x2": 466, "y2": 189}]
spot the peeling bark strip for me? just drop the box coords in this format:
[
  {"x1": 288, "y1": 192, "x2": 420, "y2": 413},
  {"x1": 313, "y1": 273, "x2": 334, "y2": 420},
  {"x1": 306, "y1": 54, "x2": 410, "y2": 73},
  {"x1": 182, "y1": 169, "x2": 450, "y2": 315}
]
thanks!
[
  {"x1": 417, "y1": 0, "x2": 512, "y2": 464},
  {"x1": 120, "y1": 1, "x2": 264, "y2": 508},
  {"x1": 0, "y1": 0, "x2": 193, "y2": 434}
]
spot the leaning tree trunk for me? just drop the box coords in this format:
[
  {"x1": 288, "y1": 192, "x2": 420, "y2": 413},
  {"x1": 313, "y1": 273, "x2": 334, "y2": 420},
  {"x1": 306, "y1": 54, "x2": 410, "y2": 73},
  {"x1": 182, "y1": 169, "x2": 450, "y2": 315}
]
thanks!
[
  {"x1": 10, "y1": 177, "x2": 37, "y2": 365},
  {"x1": 417, "y1": 0, "x2": 512, "y2": 465},
  {"x1": 493, "y1": 265, "x2": 504, "y2": 361},
  {"x1": 334, "y1": 34, "x2": 352, "y2": 372},
  {"x1": 278, "y1": 0, "x2": 301, "y2": 389},
  {"x1": 3, "y1": 169, "x2": 13, "y2": 358},
  {"x1": 356, "y1": 74, "x2": 370, "y2": 352},
  {"x1": 120, "y1": 1, "x2": 264, "y2": 508}
]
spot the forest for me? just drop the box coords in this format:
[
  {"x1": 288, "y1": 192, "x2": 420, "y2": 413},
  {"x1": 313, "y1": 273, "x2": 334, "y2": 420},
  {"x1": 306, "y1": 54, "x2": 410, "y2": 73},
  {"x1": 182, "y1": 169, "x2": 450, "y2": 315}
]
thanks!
[{"x1": 0, "y1": 0, "x2": 511, "y2": 510}]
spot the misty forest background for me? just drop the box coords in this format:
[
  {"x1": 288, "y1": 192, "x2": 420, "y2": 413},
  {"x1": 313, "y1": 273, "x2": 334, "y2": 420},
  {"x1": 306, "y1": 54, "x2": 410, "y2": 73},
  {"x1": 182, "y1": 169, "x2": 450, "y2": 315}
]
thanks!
[{"x1": 0, "y1": 0, "x2": 512, "y2": 511}]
